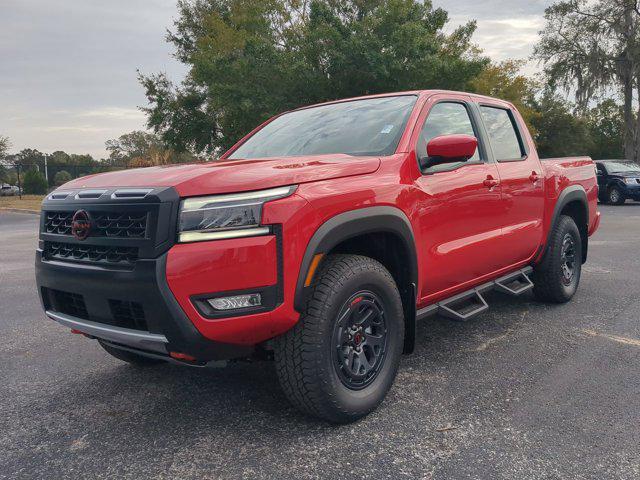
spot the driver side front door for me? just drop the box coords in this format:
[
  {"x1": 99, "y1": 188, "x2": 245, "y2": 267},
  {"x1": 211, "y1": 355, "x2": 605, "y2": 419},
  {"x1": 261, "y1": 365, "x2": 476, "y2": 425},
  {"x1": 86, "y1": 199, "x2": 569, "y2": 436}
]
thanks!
[{"x1": 413, "y1": 95, "x2": 505, "y2": 303}]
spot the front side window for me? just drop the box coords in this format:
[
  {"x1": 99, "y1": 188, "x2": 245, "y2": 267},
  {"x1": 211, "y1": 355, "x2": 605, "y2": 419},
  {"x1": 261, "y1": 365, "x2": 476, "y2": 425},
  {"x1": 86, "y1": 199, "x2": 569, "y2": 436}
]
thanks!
[
  {"x1": 417, "y1": 102, "x2": 481, "y2": 172},
  {"x1": 228, "y1": 95, "x2": 417, "y2": 159},
  {"x1": 479, "y1": 106, "x2": 524, "y2": 161}
]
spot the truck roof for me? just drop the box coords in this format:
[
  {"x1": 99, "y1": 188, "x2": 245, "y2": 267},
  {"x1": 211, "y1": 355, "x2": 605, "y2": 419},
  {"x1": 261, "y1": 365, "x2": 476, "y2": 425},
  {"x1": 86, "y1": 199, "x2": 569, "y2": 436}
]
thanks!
[{"x1": 292, "y1": 89, "x2": 514, "y2": 112}]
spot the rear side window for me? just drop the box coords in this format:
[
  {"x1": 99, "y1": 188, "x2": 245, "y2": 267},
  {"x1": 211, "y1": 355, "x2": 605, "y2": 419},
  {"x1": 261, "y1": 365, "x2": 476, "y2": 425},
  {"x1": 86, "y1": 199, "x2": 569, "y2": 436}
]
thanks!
[{"x1": 479, "y1": 106, "x2": 524, "y2": 161}]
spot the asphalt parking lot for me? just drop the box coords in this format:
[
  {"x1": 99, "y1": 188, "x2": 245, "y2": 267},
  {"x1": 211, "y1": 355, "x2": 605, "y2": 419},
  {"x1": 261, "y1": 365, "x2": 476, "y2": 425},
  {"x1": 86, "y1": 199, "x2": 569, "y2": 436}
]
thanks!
[{"x1": 1, "y1": 206, "x2": 639, "y2": 479}]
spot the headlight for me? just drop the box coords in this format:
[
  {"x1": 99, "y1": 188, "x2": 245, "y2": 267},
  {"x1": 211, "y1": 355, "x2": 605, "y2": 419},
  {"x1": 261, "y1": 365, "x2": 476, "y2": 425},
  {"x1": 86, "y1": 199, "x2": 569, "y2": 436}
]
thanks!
[
  {"x1": 178, "y1": 185, "x2": 296, "y2": 243},
  {"x1": 623, "y1": 178, "x2": 638, "y2": 185}
]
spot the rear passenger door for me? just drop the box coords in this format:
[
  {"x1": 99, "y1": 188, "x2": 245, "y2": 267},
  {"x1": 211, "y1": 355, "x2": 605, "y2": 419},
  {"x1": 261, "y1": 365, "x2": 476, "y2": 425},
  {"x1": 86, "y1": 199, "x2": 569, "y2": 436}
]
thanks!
[{"x1": 477, "y1": 103, "x2": 545, "y2": 265}]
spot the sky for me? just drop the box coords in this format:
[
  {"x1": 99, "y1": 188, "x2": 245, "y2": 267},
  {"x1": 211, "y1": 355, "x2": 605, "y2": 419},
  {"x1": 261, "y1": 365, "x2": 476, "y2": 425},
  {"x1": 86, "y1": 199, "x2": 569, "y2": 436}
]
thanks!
[{"x1": 0, "y1": 0, "x2": 552, "y2": 159}]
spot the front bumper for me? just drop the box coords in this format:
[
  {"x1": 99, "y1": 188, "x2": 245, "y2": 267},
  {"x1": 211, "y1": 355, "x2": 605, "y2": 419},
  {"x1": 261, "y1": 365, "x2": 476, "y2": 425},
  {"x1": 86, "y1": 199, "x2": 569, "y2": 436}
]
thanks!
[
  {"x1": 35, "y1": 186, "x2": 313, "y2": 362},
  {"x1": 623, "y1": 184, "x2": 640, "y2": 199},
  {"x1": 36, "y1": 249, "x2": 256, "y2": 362}
]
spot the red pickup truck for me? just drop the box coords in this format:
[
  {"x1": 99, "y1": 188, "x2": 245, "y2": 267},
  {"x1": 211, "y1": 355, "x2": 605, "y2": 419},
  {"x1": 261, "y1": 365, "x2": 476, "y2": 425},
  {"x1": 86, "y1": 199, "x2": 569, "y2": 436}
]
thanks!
[{"x1": 36, "y1": 90, "x2": 600, "y2": 423}]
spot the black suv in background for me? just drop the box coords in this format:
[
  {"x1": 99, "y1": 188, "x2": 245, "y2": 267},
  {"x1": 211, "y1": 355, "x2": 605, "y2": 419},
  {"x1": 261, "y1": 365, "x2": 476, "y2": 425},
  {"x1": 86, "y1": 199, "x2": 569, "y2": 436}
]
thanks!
[{"x1": 596, "y1": 160, "x2": 640, "y2": 205}]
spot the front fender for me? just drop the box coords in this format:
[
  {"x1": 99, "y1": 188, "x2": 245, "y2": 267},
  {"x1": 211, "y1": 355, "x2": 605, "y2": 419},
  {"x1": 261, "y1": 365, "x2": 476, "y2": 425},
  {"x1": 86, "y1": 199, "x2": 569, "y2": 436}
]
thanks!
[{"x1": 293, "y1": 206, "x2": 418, "y2": 312}]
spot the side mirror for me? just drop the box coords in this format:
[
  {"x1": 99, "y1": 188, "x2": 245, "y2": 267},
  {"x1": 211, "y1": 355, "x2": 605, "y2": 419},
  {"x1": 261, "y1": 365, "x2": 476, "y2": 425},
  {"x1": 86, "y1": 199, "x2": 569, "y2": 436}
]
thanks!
[{"x1": 419, "y1": 134, "x2": 478, "y2": 170}]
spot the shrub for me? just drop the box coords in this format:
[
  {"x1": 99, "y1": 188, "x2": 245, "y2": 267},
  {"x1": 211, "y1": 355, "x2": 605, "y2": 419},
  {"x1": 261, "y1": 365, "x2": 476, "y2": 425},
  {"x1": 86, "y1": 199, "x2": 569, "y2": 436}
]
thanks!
[
  {"x1": 53, "y1": 170, "x2": 72, "y2": 186},
  {"x1": 23, "y1": 169, "x2": 48, "y2": 194}
]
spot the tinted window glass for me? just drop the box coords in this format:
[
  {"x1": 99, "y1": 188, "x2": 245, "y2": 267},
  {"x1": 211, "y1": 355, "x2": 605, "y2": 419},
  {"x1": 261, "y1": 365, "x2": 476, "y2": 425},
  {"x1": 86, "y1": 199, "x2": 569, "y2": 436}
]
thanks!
[
  {"x1": 601, "y1": 161, "x2": 640, "y2": 173},
  {"x1": 479, "y1": 106, "x2": 523, "y2": 161},
  {"x1": 229, "y1": 96, "x2": 417, "y2": 159},
  {"x1": 417, "y1": 102, "x2": 480, "y2": 171}
]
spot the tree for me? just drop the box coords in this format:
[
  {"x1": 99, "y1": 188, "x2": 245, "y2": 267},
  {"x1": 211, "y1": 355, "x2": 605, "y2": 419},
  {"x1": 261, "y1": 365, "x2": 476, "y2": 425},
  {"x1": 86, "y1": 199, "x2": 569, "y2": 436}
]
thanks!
[
  {"x1": 530, "y1": 93, "x2": 593, "y2": 158},
  {"x1": 53, "y1": 170, "x2": 73, "y2": 186},
  {"x1": 0, "y1": 135, "x2": 10, "y2": 159},
  {"x1": 13, "y1": 149, "x2": 46, "y2": 169},
  {"x1": 22, "y1": 169, "x2": 49, "y2": 195},
  {"x1": 105, "y1": 130, "x2": 194, "y2": 166},
  {"x1": 534, "y1": 0, "x2": 640, "y2": 160},
  {"x1": 49, "y1": 151, "x2": 72, "y2": 166},
  {"x1": 586, "y1": 100, "x2": 625, "y2": 159},
  {"x1": 140, "y1": 0, "x2": 489, "y2": 154},
  {"x1": 468, "y1": 60, "x2": 540, "y2": 135},
  {"x1": 3, "y1": 170, "x2": 18, "y2": 186}
]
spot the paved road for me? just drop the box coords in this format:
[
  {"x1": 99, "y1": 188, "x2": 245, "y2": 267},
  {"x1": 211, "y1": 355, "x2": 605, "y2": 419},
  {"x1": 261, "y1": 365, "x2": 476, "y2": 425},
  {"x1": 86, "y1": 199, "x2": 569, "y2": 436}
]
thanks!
[{"x1": 1, "y1": 207, "x2": 639, "y2": 479}]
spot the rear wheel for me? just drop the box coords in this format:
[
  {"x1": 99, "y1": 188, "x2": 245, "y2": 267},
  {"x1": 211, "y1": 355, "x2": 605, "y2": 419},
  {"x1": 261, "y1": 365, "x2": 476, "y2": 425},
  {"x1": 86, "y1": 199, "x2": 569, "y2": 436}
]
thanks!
[
  {"x1": 99, "y1": 340, "x2": 166, "y2": 366},
  {"x1": 533, "y1": 215, "x2": 582, "y2": 303},
  {"x1": 608, "y1": 186, "x2": 625, "y2": 205},
  {"x1": 274, "y1": 254, "x2": 404, "y2": 423}
]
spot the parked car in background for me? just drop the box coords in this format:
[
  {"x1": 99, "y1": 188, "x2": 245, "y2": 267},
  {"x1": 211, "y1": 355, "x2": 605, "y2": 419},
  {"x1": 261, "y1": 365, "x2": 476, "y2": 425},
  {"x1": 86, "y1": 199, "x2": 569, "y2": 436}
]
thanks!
[
  {"x1": 0, "y1": 184, "x2": 20, "y2": 196},
  {"x1": 595, "y1": 160, "x2": 640, "y2": 205}
]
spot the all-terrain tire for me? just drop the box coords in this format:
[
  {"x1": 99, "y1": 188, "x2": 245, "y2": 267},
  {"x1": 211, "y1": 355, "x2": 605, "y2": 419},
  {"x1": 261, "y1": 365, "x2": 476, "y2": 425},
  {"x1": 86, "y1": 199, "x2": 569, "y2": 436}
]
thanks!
[
  {"x1": 274, "y1": 254, "x2": 404, "y2": 423},
  {"x1": 533, "y1": 215, "x2": 582, "y2": 303},
  {"x1": 99, "y1": 341, "x2": 166, "y2": 366}
]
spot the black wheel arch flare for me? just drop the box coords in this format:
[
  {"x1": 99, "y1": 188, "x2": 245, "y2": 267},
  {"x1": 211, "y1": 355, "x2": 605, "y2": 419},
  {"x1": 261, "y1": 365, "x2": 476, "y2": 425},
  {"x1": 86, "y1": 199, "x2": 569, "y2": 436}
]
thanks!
[
  {"x1": 293, "y1": 206, "x2": 419, "y2": 354},
  {"x1": 547, "y1": 185, "x2": 589, "y2": 264}
]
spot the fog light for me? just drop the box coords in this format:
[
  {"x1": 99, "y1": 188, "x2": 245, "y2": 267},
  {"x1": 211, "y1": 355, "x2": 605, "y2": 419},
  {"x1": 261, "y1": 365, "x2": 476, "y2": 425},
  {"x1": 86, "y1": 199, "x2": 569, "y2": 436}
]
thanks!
[{"x1": 207, "y1": 293, "x2": 262, "y2": 311}]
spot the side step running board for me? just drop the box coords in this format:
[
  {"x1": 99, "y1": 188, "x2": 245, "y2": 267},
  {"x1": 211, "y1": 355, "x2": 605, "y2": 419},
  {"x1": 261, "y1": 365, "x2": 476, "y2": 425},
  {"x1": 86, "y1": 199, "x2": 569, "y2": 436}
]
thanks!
[
  {"x1": 439, "y1": 289, "x2": 489, "y2": 321},
  {"x1": 494, "y1": 269, "x2": 534, "y2": 296},
  {"x1": 417, "y1": 267, "x2": 533, "y2": 322}
]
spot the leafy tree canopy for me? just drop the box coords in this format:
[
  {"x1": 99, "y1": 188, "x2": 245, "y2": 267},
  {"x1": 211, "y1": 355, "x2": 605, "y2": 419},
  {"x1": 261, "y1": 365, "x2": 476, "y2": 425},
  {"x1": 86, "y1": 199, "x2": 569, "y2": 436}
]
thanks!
[
  {"x1": 534, "y1": 0, "x2": 640, "y2": 160},
  {"x1": 0, "y1": 135, "x2": 10, "y2": 159},
  {"x1": 530, "y1": 92, "x2": 593, "y2": 158},
  {"x1": 468, "y1": 60, "x2": 540, "y2": 136},
  {"x1": 140, "y1": 0, "x2": 489, "y2": 154},
  {"x1": 586, "y1": 99, "x2": 625, "y2": 160},
  {"x1": 22, "y1": 169, "x2": 48, "y2": 195},
  {"x1": 53, "y1": 170, "x2": 73, "y2": 187},
  {"x1": 105, "y1": 130, "x2": 196, "y2": 166}
]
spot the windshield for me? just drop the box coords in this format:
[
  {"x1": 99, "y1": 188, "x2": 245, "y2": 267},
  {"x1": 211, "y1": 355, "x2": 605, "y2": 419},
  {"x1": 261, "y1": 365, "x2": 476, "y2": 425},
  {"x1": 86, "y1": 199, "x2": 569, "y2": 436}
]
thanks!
[
  {"x1": 228, "y1": 95, "x2": 417, "y2": 159},
  {"x1": 603, "y1": 161, "x2": 640, "y2": 174}
]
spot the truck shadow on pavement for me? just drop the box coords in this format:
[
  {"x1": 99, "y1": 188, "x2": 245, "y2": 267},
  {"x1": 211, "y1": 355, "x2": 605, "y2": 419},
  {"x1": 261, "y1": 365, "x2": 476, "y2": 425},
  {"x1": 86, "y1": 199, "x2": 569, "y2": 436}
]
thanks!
[
  {"x1": 32, "y1": 292, "x2": 550, "y2": 428},
  {"x1": 8, "y1": 290, "x2": 590, "y2": 478}
]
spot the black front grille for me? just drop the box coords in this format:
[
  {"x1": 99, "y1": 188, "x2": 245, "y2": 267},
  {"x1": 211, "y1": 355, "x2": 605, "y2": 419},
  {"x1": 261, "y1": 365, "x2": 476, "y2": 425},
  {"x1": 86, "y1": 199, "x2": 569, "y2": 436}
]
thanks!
[
  {"x1": 44, "y1": 241, "x2": 138, "y2": 266},
  {"x1": 109, "y1": 300, "x2": 148, "y2": 331},
  {"x1": 45, "y1": 211, "x2": 148, "y2": 238},
  {"x1": 45, "y1": 211, "x2": 73, "y2": 235},
  {"x1": 51, "y1": 289, "x2": 89, "y2": 319}
]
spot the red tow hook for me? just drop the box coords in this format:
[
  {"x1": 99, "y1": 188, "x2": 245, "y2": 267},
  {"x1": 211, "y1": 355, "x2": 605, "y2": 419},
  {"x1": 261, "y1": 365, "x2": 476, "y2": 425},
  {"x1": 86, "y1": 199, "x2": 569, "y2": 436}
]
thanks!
[
  {"x1": 169, "y1": 351, "x2": 198, "y2": 363},
  {"x1": 70, "y1": 329, "x2": 95, "y2": 339}
]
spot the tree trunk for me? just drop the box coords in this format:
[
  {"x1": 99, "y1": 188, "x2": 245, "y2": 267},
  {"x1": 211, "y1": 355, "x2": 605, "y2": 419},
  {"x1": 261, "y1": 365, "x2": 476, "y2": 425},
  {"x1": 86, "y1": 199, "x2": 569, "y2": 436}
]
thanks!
[
  {"x1": 636, "y1": 81, "x2": 640, "y2": 162},
  {"x1": 621, "y1": 6, "x2": 636, "y2": 160}
]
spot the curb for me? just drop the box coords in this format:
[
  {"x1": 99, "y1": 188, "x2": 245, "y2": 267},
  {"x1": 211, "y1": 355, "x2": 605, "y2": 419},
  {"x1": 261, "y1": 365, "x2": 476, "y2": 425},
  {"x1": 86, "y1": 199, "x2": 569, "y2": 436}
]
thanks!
[{"x1": 0, "y1": 208, "x2": 40, "y2": 215}]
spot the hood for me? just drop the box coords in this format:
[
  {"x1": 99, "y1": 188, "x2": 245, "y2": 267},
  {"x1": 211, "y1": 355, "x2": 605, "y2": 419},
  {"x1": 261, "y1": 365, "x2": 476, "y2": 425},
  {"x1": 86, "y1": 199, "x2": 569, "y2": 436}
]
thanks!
[
  {"x1": 612, "y1": 171, "x2": 640, "y2": 178},
  {"x1": 62, "y1": 154, "x2": 381, "y2": 197}
]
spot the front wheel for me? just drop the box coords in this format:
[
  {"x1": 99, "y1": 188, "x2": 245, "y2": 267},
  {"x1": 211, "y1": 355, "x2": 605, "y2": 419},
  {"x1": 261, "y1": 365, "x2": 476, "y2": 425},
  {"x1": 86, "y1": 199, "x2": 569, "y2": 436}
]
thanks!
[
  {"x1": 274, "y1": 254, "x2": 404, "y2": 423},
  {"x1": 533, "y1": 215, "x2": 582, "y2": 303},
  {"x1": 608, "y1": 186, "x2": 625, "y2": 205}
]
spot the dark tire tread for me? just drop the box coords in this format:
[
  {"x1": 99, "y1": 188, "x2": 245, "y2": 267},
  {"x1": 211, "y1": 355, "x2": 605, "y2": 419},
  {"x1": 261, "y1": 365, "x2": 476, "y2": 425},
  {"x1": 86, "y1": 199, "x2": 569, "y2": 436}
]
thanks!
[
  {"x1": 533, "y1": 215, "x2": 582, "y2": 303},
  {"x1": 274, "y1": 254, "x2": 402, "y2": 423}
]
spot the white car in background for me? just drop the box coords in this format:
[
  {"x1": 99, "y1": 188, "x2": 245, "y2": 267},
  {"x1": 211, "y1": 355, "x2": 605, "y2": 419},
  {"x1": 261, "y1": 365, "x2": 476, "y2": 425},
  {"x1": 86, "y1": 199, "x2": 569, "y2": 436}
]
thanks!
[{"x1": 0, "y1": 184, "x2": 20, "y2": 196}]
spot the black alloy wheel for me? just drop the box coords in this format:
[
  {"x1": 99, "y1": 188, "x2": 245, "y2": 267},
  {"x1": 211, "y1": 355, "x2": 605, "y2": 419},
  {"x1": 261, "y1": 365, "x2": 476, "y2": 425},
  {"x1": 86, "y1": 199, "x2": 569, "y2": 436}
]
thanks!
[
  {"x1": 560, "y1": 233, "x2": 576, "y2": 286},
  {"x1": 332, "y1": 291, "x2": 388, "y2": 390}
]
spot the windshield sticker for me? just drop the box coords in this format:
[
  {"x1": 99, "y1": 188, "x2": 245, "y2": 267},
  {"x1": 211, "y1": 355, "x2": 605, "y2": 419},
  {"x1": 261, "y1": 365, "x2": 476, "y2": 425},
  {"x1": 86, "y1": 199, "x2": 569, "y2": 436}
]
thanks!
[{"x1": 380, "y1": 124, "x2": 394, "y2": 134}]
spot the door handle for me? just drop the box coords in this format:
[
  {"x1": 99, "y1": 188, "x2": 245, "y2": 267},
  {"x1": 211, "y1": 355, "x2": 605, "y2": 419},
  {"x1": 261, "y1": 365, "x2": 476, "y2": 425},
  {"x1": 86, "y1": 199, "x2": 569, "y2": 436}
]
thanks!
[
  {"x1": 483, "y1": 176, "x2": 500, "y2": 188},
  {"x1": 529, "y1": 171, "x2": 540, "y2": 182}
]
